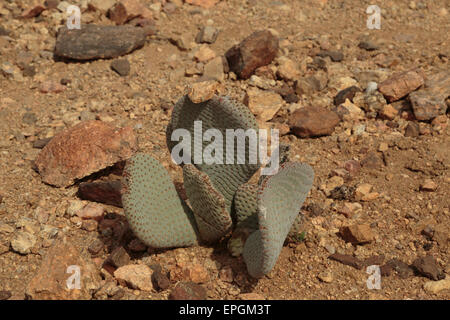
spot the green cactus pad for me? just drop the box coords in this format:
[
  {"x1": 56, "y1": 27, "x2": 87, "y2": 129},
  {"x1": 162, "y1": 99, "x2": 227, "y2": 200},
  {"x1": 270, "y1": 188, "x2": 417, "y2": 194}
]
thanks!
[
  {"x1": 234, "y1": 183, "x2": 259, "y2": 230},
  {"x1": 122, "y1": 153, "x2": 199, "y2": 248},
  {"x1": 182, "y1": 164, "x2": 233, "y2": 243},
  {"x1": 243, "y1": 162, "x2": 314, "y2": 278},
  {"x1": 167, "y1": 95, "x2": 261, "y2": 212}
]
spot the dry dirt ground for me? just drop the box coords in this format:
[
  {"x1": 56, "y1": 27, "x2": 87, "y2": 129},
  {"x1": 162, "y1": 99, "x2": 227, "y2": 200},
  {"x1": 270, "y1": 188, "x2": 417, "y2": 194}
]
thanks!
[{"x1": 0, "y1": 0, "x2": 449, "y2": 300}]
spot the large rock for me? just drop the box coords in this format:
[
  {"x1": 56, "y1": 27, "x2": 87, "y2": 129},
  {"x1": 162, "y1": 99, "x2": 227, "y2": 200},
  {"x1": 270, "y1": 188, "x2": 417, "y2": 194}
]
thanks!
[
  {"x1": 378, "y1": 70, "x2": 424, "y2": 102},
  {"x1": 225, "y1": 30, "x2": 278, "y2": 79},
  {"x1": 25, "y1": 237, "x2": 101, "y2": 300},
  {"x1": 409, "y1": 70, "x2": 450, "y2": 121},
  {"x1": 35, "y1": 121, "x2": 138, "y2": 187},
  {"x1": 288, "y1": 106, "x2": 340, "y2": 138},
  {"x1": 54, "y1": 25, "x2": 147, "y2": 60},
  {"x1": 78, "y1": 180, "x2": 123, "y2": 207}
]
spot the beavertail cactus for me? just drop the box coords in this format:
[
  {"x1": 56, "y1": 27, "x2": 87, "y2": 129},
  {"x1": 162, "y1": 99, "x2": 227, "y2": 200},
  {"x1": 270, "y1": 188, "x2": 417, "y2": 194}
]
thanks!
[
  {"x1": 122, "y1": 153, "x2": 199, "y2": 248},
  {"x1": 242, "y1": 162, "x2": 314, "y2": 278},
  {"x1": 166, "y1": 95, "x2": 261, "y2": 213},
  {"x1": 182, "y1": 164, "x2": 233, "y2": 243}
]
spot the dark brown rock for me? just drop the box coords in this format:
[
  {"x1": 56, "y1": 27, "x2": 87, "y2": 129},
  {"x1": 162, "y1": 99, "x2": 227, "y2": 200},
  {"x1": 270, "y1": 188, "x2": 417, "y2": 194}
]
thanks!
[
  {"x1": 334, "y1": 86, "x2": 361, "y2": 106},
  {"x1": 54, "y1": 25, "x2": 147, "y2": 61},
  {"x1": 289, "y1": 106, "x2": 340, "y2": 138},
  {"x1": 108, "y1": 247, "x2": 130, "y2": 268},
  {"x1": 361, "y1": 151, "x2": 383, "y2": 169},
  {"x1": 225, "y1": 30, "x2": 278, "y2": 79},
  {"x1": 328, "y1": 253, "x2": 363, "y2": 270},
  {"x1": 409, "y1": 70, "x2": 450, "y2": 121},
  {"x1": 378, "y1": 70, "x2": 424, "y2": 102},
  {"x1": 35, "y1": 121, "x2": 138, "y2": 187},
  {"x1": 111, "y1": 59, "x2": 130, "y2": 76},
  {"x1": 169, "y1": 281, "x2": 207, "y2": 300},
  {"x1": 152, "y1": 270, "x2": 170, "y2": 291},
  {"x1": 317, "y1": 50, "x2": 344, "y2": 62},
  {"x1": 385, "y1": 259, "x2": 414, "y2": 279},
  {"x1": 363, "y1": 255, "x2": 385, "y2": 266},
  {"x1": 412, "y1": 256, "x2": 445, "y2": 281},
  {"x1": 78, "y1": 180, "x2": 123, "y2": 207},
  {"x1": 404, "y1": 122, "x2": 420, "y2": 137},
  {"x1": 0, "y1": 290, "x2": 11, "y2": 300},
  {"x1": 108, "y1": 0, "x2": 153, "y2": 25},
  {"x1": 88, "y1": 239, "x2": 104, "y2": 256}
]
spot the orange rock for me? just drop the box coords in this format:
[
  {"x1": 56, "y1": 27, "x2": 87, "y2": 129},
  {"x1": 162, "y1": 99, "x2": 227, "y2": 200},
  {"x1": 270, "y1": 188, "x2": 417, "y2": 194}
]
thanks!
[{"x1": 340, "y1": 224, "x2": 375, "y2": 244}]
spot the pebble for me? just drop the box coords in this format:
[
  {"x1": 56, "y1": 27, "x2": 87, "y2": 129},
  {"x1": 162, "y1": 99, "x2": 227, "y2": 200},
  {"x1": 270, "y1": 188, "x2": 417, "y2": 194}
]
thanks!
[
  {"x1": 66, "y1": 200, "x2": 85, "y2": 217},
  {"x1": 203, "y1": 56, "x2": 225, "y2": 81},
  {"x1": 169, "y1": 281, "x2": 207, "y2": 300},
  {"x1": 11, "y1": 231, "x2": 37, "y2": 255},
  {"x1": 423, "y1": 277, "x2": 450, "y2": 294},
  {"x1": 77, "y1": 203, "x2": 105, "y2": 221},
  {"x1": 334, "y1": 86, "x2": 361, "y2": 106},
  {"x1": 318, "y1": 271, "x2": 333, "y2": 283},
  {"x1": 289, "y1": 106, "x2": 340, "y2": 138},
  {"x1": 339, "y1": 224, "x2": 375, "y2": 244},
  {"x1": 420, "y1": 179, "x2": 437, "y2": 192},
  {"x1": 366, "y1": 81, "x2": 378, "y2": 95},
  {"x1": 187, "y1": 80, "x2": 219, "y2": 103},
  {"x1": 317, "y1": 50, "x2": 344, "y2": 62},
  {"x1": 196, "y1": 26, "x2": 219, "y2": 44},
  {"x1": 108, "y1": 0, "x2": 153, "y2": 25},
  {"x1": 111, "y1": 59, "x2": 130, "y2": 76},
  {"x1": 152, "y1": 269, "x2": 170, "y2": 291},
  {"x1": 328, "y1": 253, "x2": 363, "y2": 270},
  {"x1": 114, "y1": 264, "x2": 154, "y2": 291},
  {"x1": 108, "y1": 246, "x2": 131, "y2": 268},
  {"x1": 412, "y1": 256, "x2": 444, "y2": 281},
  {"x1": 244, "y1": 88, "x2": 283, "y2": 122},
  {"x1": 378, "y1": 70, "x2": 424, "y2": 102},
  {"x1": 276, "y1": 56, "x2": 300, "y2": 81},
  {"x1": 194, "y1": 45, "x2": 216, "y2": 63}
]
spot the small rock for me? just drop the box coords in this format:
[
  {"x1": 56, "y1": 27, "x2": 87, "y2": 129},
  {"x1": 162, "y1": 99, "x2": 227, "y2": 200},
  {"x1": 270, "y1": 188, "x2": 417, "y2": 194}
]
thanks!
[
  {"x1": 21, "y1": 4, "x2": 46, "y2": 18},
  {"x1": 194, "y1": 45, "x2": 216, "y2": 63},
  {"x1": 152, "y1": 269, "x2": 170, "y2": 291},
  {"x1": 339, "y1": 224, "x2": 375, "y2": 244},
  {"x1": 358, "y1": 40, "x2": 379, "y2": 51},
  {"x1": 169, "y1": 281, "x2": 206, "y2": 300},
  {"x1": 383, "y1": 259, "x2": 414, "y2": 279},
  {"x1": 276, "y1": 57, "x2": 300, "y2": 81},
  {"x1": 360, "y1": 152, "x2": 383, "y2": 169},
  {"x1": 404, "y1": 122, "x2": 420, "y2": 137},
  {"x1": 366, "y1": 81, "x2": 378, "y2": 95},
  {"x1": 114, "y1": 264, "x2": 154, "y2": 291},
  {"x1": 108, "y1": 247, "x2": 131, "y2": 268},
  {"x1": 318, "y1": 271, "x2": 333, "y2": 283},
  {"x1": 420, "y1": 179, "x2": 437, "y2": 192},
  {"x1": 0, "y1": 290, "x2": 12, "y2": 300},
  {"x1": 196, "y1": 26, "x2": 219, "y2": 44},
  {"x1": 88, "y1": 239, "x2": 104, "y2": 255},
  {"x1": 81, "y1": 219, "x2": 98, "y2": 232},
  {"x1": 66, "y1": 200, "x2": 85, "y2": 217},
  {"x1": 328, "y1": 253, "x2": 363, "y2": 270},
  {"x1": 412, "y1": 256, "x2": 444, "y2": 281},
  {"x1": 184, "y1": 263, "x2": 210, "y2": 283},
  {"x1": 39, "y1": 81, "x2": 65, "y2": 94},
  {"x1": 225, "y1": 30, "x2": 279, "y2": 79},
  {"x1": 203, "y1": 56, "x2": 225, "y2": 81},
  {"x1": 219, "y1": 266, "x2": 234, "y2": 283},
  {"x1": 317, "y1": 50, "x2": 344, "y2": 62},
  {"x1": 111, "y1": 59, "x2": 130, "y2": 76},
  {"x1": 334, "y1": 86, "x2": 361, "y2": 106},
  {"x1": 289, "y1": 106, "x2": 340, "y2": 138},
  {"x1": 77, "y1": 203, "x2": 105, "y2": 220},
  {"x1": 244, "y1": 88, "x2": 283, "y2": 122},
  {"x1": 90, "y1": 0, "x2": 117, "y2": 12},
  {"x1": 187, "y1": 80, "x2": 219, "y2": 103},
  {"x1": 423, "y1": 277, "x2": 450, "y2": 294},
  {"x1": 379, "y1": 104, "x2": 398, "y2": 120},
  {"x1": 11, "y1": 231, "x2": 37, "y2": 255},
  {"x1": 35, "y1": 121, "x2": 137, "y2": 187},
  {"x1": 55, "y1": 25, "x2": 147, "y2": 60},
  {"x1": 108, "y1": 0, "x2": 153, "y2": 25},
  {"x1": 378, "y1": 70, "x2": 424, "y2": 102}
]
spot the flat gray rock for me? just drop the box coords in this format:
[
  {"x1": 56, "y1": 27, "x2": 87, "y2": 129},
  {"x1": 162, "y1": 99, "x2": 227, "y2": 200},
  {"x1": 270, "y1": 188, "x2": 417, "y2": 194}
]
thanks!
[{"x1": 54, "y1": 24, "x2": 147, "y2": 60}]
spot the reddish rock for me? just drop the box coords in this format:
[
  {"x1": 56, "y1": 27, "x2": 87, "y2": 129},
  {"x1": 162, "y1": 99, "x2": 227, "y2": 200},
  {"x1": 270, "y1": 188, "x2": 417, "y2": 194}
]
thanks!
[
  {"x1": 225, "y1": 30, "x2": 279, "y2": 79},
  {"x1": 340, "y1": 224, "x2": 375, "y2": 244},
  {"x1": 25, "y1": 237, "x2": 101, "y2": 300},
  {"x1": 169, "y1": 281, "x2": 207, "y2": 300},
  {"x1": 81, "y1": 219, "x2": 98, "y2": 232},
  {"x1": 378, "y1": 70, "x2": 424, "y2": 102},
  {"x1": 78, "y1": 180, "x2": 123, "y2": 207},
  {"x1": 409, "y1": 70, "x2": 450, "y2": 121},
  {"x1": 22, "y1": 5, "x2": 45, "y2": 18},
  {"x1": 35, "y1": 121, "x2": 138, "y2": 187},
  {"x1": 108, "y1": 247, "x2": 131, "y2": 268},
  {"x1": 412, "y1": 256, "x2": 444, "y2": 281},
  {"x1": 114, "y1": 264, "x2": 153, "y2": 291},
  {"x1": 288, "y1": 106, "x2": 340, "y2": 138},
  {"x1": 328, "y1": 253, "x2": 363, "y2": 270},
  {"x1": 39, "y1": 81, "x2": 66, "y2": 94},
  {"x1": 77, "y1": 203, "x2": 105, "y2": 221},
  {"x1": 108, "y1": 0, "x2": 152, "y2": 25},
  {"x1": 152, "y1": 270, "x2": 170, "y2": 291}
]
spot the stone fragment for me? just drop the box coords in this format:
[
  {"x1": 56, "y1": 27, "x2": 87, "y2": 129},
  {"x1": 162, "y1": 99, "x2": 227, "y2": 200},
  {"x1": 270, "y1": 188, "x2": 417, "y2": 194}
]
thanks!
[
  {"x1": 196, "y1": 26, "x2": 219, "y2": 44},
  {"x1": 334, "y1": 86, "x2": 361, "y2": 106},
  {"x1": 412, "y1": 256, "x2": 445, "y2": 281},
  {"x1": 423, "y1": 277, "x2": 450, "y2": 294},
  {"x1": 78, "y1": 180, "x2": 123, "y2": 207},
  {"x1": 169, "y1": 281, "x2": 207, "y2": 300},
  {"x1": 108, "y1": 0, "x2": 152, "y2": 25},
  {"x1": 203, "y1": 57, "x2": 224, "y2": 81},
  {"x1": 339, "y1": 224, "x2": 375, "y2": 244},
  {"x1": 317, "y1": 50, "x2": 343, "y2": 62},
  {"x1": 152, "y1": 270, "x2": 170, "y2": 291},
  {"x1": 378, "y1": 70, "x2": 424, "y2": 102},
  {"x1": 114, "y1": 264, "x2": 154, "y2": 291},
  {"x1": 187, "y1": 80, "x2": 219, "y2": 103},
  {"x1": 420, "y1": 179, "x2": 437, "y2": 192},
  {"x1": 111, "y1": 59, "x2": 130, "y2": 76},
  {"x1": 108, "y1": 247, "x2": 131, "y2": 268},
  {"x1": 225, "y1": 30, "x2": 279, "y2": 79},
  {"x1": 289, "y1": 106, "x2": 340, "y2": 138},
  {"x1": 39, "y1": 81, "x2": 66, "y2": 94},
  {"x1": 328, "y1": 253, "x2": 363, "y2": 270},
  {"x1": 11, "y1": 232, "x2": 37, "y2": 255},
  {"x1": 276, "y1": 57, "x2": 300, "y2": 81},
  {"x1": 244, "y1": 88, "x2": 283, "y2": 121}
]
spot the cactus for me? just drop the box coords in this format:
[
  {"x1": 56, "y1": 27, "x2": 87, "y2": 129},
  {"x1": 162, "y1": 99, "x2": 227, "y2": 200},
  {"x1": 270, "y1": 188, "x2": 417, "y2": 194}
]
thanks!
[
  {"x1": 242, "y1": 162, "x2": 314, "y2": 278},
  {"x1": 166, "y1": 95, "x2": 261, "y2": 213},
  {"x1": 122, "y1": 153, "x2": 199, "y2": 248},
  {"x1": 121, "y1": 94, "x2": 315, "y2": 279},
  {"x1": 182, "y1": 164, "x2": 233, "y2": 243}
]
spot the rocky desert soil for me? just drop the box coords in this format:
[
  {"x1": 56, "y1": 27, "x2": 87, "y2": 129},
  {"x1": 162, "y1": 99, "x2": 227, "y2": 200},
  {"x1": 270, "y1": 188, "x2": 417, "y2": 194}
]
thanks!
[{"x1": 0, "y1": 0, "x2": 449, "y2": 300}]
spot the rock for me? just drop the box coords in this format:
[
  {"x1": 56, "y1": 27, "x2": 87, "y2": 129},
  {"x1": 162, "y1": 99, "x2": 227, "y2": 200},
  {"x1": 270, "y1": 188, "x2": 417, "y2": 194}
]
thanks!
[
  {"x1": 194, "y1": 45, "x2": 216, "y2": 62},
  {"x1": 1, "y1": 62, "x2": 23, "y2": 81},
  {"x1": 0, "y1": 290, "x2": 11, "y2": 300},
  {"x1": 379, "y1": 104, "x2": 398, "y2": 120},
  {"x1": 152, "y1": 269, "x2": 170, "y2": 291},
  {"x1": 328, "y1": 253, "x2": 363, "y2": 270},
  {"x1": 294, "y1": 76, "x2": 322, "y2": 95},
  {"x1": 339, "y1": 224, "x2": 375, "y2": 244},
  {"x1": 187, "y1": 80, "x2": 219, "y2": 103},
  {"x1": 78, "y1": 180, "x2": 123, "y2": 207},
  {"x1": 378, "y1": 70, "x2": 424, "y2": 102},
  {"x1": 334, "y1": 86, "x2": 361, "y2": 106},
  {"x1": 225, "y1": 30, "x2": 279, "y2": 79},
  {"x1": 318, "y1": 271, "x2": 333, "y2": 283},
  {"x1": 108, "y1": 247, "x2": 131, "y2": 268},
  {"x1": 114, "y1": 264, "x2": 154, "y2": 291},
  {"x1": 39, "y1": 81, "x2": 65, "y2": 94},
  {"x1": 66, "y1": 200, "x2": 85, "y2": 217},
  {"x1": 169, "y1": 281, "x2": 206, "y2": 300},
  {"x1": 354, "y1": 183, "x2": 373, "y2": 201},
  {"x1": 77, "y1": 203, "x2": 104, "y2": 220},
  {"x1": 90, "y1": 0, "x2": 117, "y2": 12},
  {"x1": 35, "y1": 121, "x2": 137, "y2": 187},
  {"x1": 185, "y1": 0, "x2": 220, "y2": 9},
  {"x1": 289, "y1": 106, "x2": 340, "y2": 138},
  {"x1": 276, "y1": 57, "x2": 300, "y2": 81},
  {"x1": 11, "y1": 232, "x2": 37, "y2": 255},
  {"x1": 321, "y1": 176, "x2": 344, "y2": 196},
  {"x1": 420, "y1": 179, "x2": 437, "y2": 192},
  {"x1": 358, "y1": 40, "x2": 379, "y2": 51},
  {"x1": 412, "y1": 256, "x2": 444, "y2": 281},
  {"x1": 239, "y1": 293, "x2": 265, "y2": 300},
  {"x1": 219, "y1": 266, "x2": 233, "y2": 282},
  {"x1": 409, "y1": 70, "x2": 450, "y2": 121},
  {"x1": 423, "y1": 277, "x2": 450, "y2": 294},
  {"x1": 81, "y1": 220, "x2": 98, "y2": 232},
  {"x1": 196, "y1": 26, "x2": 219, "y2": 44},
  {"x1": 383, "y1": 259, "x2": 414, "y2": 279},
  {"x1": 244, "y1": 88, "x2": 283, "y2": 122},
  {"x1": 111, "y1": 59, "x2": 130, "y2": 76},
  {"x1": 184, "y1": 263, "x2": 210, "y2": 283},
  {"x1": 361, "y1": 152, "x2": 383, "y2": 169},
  {"x1": 404, "y1": 122, "x2": 420, "y2": 137},
  {"x1": 366, "y1": 81, "x2": 378, "y2": 95},
  {"x1": 128, "y1": 239, "x2": 147, "y2": 252},
  {"x1": 88, "y1": 239, "x2": 104, "y2": 255},
  {"x1": 54, "y1": 25, "x2": 147, "y2": 61},
  {"x1": 26, "y1": 237, "x2": 101, "y2": 299},
  {"x1": 108, "y1": 0, "x2": 153, "y2": 25},
  {"x1": 22, "y1": 4, "x2": 45, "y2": 18},
  {"x1": 203, "y1": 57, "x2": 224, "y2": 81},
  {"x1": 317, "y1": 50, "x2": 344, "y2": 62}
]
